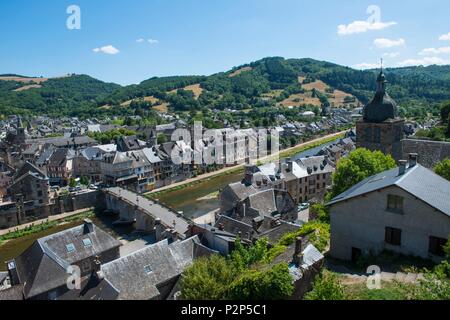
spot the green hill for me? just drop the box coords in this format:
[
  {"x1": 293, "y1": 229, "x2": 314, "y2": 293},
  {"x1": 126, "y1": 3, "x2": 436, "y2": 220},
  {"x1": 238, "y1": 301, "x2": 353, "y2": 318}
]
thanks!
[{"x1": 1, "y1": 58, "x2": 450, "y2": 118}]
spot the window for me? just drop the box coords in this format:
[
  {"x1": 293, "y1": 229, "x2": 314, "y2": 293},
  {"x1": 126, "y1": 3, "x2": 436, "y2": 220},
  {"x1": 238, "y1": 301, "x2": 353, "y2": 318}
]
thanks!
[
  {"x1": 429, "y1": 236, "x2": 447, "y2": 257},
  {"x1": 387, "y1": 195, "x2": 404, "y2": 214},
  {"x1": 144, "y1": 265, "x2": 152, "y2": 274},
  {"x1": 82, "y1": 238, "x2": 92, "y2": 247},
  {"x1": 66, "y1": 243, "x2": 76, "y2": 253},
  {"x1": 385, "y1": 227, "x2": 402, "y2": 246}
]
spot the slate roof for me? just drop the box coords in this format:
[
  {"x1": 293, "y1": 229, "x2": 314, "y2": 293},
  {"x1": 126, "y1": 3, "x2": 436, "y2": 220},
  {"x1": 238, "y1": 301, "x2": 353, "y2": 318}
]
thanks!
[
  {"x1": 215, "y1": 215, "x2": 254, "y2": 236},
  {"x1": 0, "y1": 284, "x2": 24, "y2": 300},
  {"x1": 101, "y1": 236, "x2": 210, "y2": 300},
  {"x1": 48, "y1": 148, "x2": 74, "y2": 166},
  {"x1": 363, "y1": 71, "x2": 399, "y2": 123},
  {"x1": 297, "y1": 156, "x2": 334, "y2": 175},
  {"x1": 117, "y1": 135, "x2": 147, "y2": 151},
  {"x1": 26, "y1": 136, "x2": 96, "y2": 148},
  {"x1": 328, "y1": 164, "x2": 450, "y2": 216},
  {"x1": 12, "y1": 220, "x2": 121, "y2": 299},
  {"x1": 13, "y1": 161, "x2": 47, "y2": 181},
  {"x1": 142, "y1": 147, "x2": 163, "y2": 164},
  {"x1": 248, "y1": 189, "x2": 277, "y2": 216},
  {"x1": 81, "y1": 144, "x2": 117, "y2": 160},
  {"x1": 0, "y1": 271, "x2": 8, "y2": 284},
  {"x1": 255, "y1": 222, "x2": 301, "y2": 245}
]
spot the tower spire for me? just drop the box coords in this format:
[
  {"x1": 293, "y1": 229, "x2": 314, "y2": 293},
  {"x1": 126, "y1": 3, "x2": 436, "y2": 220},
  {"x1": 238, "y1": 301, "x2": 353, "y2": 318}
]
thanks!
[{"x1": 377, "y1": 59, "x2": 387, "y2": 92}]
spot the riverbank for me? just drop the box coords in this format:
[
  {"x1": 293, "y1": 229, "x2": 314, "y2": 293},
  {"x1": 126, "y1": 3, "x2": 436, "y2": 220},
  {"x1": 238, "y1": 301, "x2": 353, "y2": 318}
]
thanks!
[
  {"x1": 0, "y1": 209, "x2": 95, "y2": 244},
  {"x1": 0, "y1": 207, "x2": 95, "y2": 237},
  {"x1": 146, "y1": 130, "x2": 347, "y2": 198}
]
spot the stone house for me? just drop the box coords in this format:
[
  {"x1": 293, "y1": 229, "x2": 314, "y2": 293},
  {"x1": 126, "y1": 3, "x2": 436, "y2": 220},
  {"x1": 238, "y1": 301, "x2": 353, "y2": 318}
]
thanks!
[
  {"x1": 45, "y1": 148, "x2": 75, "y2": 186},
  {"x1": 73, "y1": 144, "x2": 117, "y2": 183},
  {"x1": 4, "y1": 219, "x2": 121, "y2": 300},
  {"x1": 328, "y1": 155, "x2": 450, "y2": 262},
  {"x1": 99, "y1": 236, "x2": 213, "y2": 300}
]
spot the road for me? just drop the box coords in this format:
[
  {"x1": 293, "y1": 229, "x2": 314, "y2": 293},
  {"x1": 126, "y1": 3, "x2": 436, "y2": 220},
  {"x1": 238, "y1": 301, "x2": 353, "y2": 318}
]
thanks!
[
  {"x1": 145, "y1": 130, "x2": 348, "y2": 195},
  {"x1": 107, "y1": 187, "x2": 190, "y2": 235}
]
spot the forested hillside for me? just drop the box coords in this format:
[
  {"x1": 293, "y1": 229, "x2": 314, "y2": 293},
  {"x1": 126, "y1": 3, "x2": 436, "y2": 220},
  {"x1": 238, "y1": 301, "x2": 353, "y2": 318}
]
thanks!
[{"x1": 1, "y1": 57, "x2": 450, "y2": 118}]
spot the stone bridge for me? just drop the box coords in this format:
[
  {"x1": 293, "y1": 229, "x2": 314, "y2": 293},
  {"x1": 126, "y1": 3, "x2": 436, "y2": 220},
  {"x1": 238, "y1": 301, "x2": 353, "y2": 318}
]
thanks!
[{"x1": 103, "y1": 187, "x2": 190, "y2": 239}]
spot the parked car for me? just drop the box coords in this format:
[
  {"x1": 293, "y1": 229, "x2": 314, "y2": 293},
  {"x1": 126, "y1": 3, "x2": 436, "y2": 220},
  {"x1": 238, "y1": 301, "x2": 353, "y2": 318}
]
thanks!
[{"x1": 299, "y1": 203, "x2": 310, "y2": 211}]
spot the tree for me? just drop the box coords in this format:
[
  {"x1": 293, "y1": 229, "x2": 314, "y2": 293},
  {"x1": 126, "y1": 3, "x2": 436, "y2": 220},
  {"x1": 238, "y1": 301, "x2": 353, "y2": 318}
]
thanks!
[
  {"x1": 180, "y1": 238, "x2": 295, "y2": 300},
  {"x1": 157, "y1": 134, "x2": 167, "y2": 144},
  {"x1": 228, "y1": 263, "x2": 293, "y2": 300},
  {"x1": 310, "y1": 204, "x2": 330, "y2": 223},
  {"x1": 80, "y1": 176, "x2": 90, "y2": 186},
  {"x1": 69, "y1": 178, "x2": 77, "y2": 188},
  {"x1": 434, "y1": 158, "x2": 450, "y2": 181},
  {"x1": 180, "y1": 255, "x2": 234, "y2": 300},
  {"x1": 304, "y1": 271, "x2": 345, "y2": 300},
  {"x1": 329, "y1": 148, "x2": 396, "y2": 199}
]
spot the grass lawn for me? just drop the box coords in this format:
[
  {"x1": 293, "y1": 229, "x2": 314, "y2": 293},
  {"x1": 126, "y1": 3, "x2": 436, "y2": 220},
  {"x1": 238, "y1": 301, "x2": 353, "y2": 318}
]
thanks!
[{"x1": 342, "y1": 281, "x2": 414, "y2": 300}]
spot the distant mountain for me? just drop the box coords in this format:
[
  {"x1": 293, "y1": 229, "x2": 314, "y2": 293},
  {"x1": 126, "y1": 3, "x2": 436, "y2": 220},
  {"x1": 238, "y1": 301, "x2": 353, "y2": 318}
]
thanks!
[{"x1": 1, "y1": 58, "x2": 450, "y2": 118}]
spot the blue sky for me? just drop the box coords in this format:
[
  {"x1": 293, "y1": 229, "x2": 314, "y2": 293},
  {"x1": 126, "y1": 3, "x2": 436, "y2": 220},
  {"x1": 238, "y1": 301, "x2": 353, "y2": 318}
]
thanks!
[{"x1": 1, "y1": 0, "x2": 450, "y2": 85}]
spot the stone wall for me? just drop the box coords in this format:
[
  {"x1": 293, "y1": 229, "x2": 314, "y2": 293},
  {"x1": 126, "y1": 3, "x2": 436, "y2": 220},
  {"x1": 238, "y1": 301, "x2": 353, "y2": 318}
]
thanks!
[
  {"x1": 0, "y1": 190, "x2": 101, "y2": 230},
  {"x1": 401, "y1": 138, "x2": 450, "y2": 168}
]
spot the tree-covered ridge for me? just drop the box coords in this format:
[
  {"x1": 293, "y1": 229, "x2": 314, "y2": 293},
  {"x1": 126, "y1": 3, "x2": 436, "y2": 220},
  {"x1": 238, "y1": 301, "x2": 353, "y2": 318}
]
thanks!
[
  {"x1": 2, "y1": 57, "x2": 450, "y2": 118},
  {"x1": 0, "y1": 74, "x2": 120, "y2": 117}
]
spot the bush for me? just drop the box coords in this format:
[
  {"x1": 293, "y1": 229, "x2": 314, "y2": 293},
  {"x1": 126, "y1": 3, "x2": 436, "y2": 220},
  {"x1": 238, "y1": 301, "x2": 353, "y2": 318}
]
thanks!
[
  {"x1": 304, "y1": 271, "x2": 345, "y2": 300},
  {"x1": 434, "y1": 158, "x2": 450, "y2": 181}
]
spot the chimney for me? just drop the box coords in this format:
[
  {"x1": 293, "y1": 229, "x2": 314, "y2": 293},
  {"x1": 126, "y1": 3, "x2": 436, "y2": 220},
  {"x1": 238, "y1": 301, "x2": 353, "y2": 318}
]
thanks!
[
  {"x1": 83, "y1": 219, "x2": 94, "y2": 234},
  {"x1": 295, "y1": 237, "x2": 304, "y2": 256},
  {"x1": 93, "y1": 255, "x2": 101, "y2": 272},
  {"x1": 398, "y1": 160, "x2": 407, "y2": 176},
  {"x1": 154, "y1": 218, "x2": 164, "y2": 241},
  {"x1": 408, "y1": 153, "x2": 418, "y2": 168},
  {"x1": 287, "y1": 158, "x2": 293, "y2": 173},
  {"x1": 293, "y1": 237, "x2": 304, "y2": 266}
]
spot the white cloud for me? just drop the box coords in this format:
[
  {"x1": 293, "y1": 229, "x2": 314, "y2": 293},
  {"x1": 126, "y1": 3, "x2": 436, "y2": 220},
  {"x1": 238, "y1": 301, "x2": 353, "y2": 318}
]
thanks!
[
  {"x1": 383, "y1": 52, "x2": 400, "y2": 58},
  {"x1": 148, "y1": 39, "x2": 159, "y2": 44},
  {"x1": 93, "y1": 45, "x2": 120, "y2": 55},
  {"x1": 419, "y1": 47, "x2": 450, "y2": 56},
  {"x1": 398, "y1": 56, "x2": 450, "y2": 67},
  {"x1": 337, "y1": 20, "x2": 397, "y2": 36},
  {"x1": 136, "y1": 38, "x2": 145, "y2": 43},
  {"x1": 353, "y1": 62, "x2": 380, "y2": 69},
  {"x1": 374, "y1": 38, "x2": 405, "y2": 48},
  {"x1": 439, "y1": 32, "x2": 450, "y2": 41}
]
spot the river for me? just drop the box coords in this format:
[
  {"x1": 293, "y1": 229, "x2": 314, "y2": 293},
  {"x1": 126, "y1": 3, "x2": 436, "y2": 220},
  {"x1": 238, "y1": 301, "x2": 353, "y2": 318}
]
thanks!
[{"x1": 155, "y1": 138, "x2": 340, "y2": 219}]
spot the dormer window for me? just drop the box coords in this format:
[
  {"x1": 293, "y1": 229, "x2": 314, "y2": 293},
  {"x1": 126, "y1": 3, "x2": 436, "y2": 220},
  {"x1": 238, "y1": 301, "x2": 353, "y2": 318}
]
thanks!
[
  {"x1": 144, "y1": 265, "x2": 152, "y2": 274},
  {"x1": 82, "y1": 238, "x2": 92, "y2": 247},
  {"x1": 66, "y1": 243, "x2": 75, "y2": 253}
]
